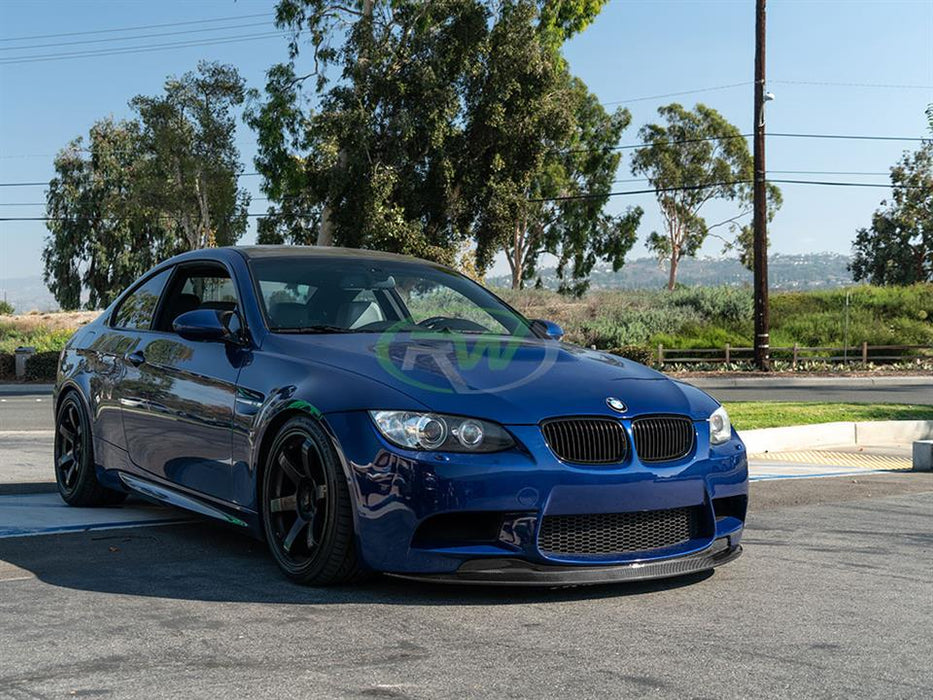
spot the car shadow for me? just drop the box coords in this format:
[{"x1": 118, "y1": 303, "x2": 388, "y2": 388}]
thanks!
[{"x1": 0, "y1": 517, "x2": 715, "y2": 605}]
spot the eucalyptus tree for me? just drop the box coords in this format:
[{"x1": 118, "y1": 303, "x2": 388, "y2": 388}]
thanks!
[
  {"x1": 468, "y1": 67, "x2": 642, "y2": 292},
  {"x1": 631, "y1": 103, "x2": 781, "y2": 288},
  {"x1": 43, "y1": 119, "x2": 163, "y2": 310},
  {"x1": 43, "y1": 62, "x2": 250, "y2": 309},
  {"x1": 131, "y1": 61, "x2": 250, "y2": 251},
  {"x1": 248, "y1": 0, "x2": 489, "y2": 263},
  {"x1": 850, "y1": 142, "x2": 932, "y2": 285},
  {"x1": 250, "y1": 0, "x2": 632, "y2": 288}
]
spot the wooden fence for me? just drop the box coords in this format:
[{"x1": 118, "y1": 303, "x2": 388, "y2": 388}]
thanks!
[{"x1": 655, "y1": 343, "x2": 933, "y2": 369}]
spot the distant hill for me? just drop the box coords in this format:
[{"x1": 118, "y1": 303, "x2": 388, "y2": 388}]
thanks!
[
  {"x1": 0, "y1": 275, "x2": 59, "y2": 314},
  {"x1": 487, "y1": 253, "x2": 854, "y2": 291},
  {"x1": 1, "y1": 253, "x2": 854, "y2": 313}
]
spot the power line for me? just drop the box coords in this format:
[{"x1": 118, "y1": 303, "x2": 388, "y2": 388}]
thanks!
[
  {"x1": 0, "y1": 177, "x2": 917, "y2": 219},
  {"x1": 0, "y1": 169, "x2": 893, "y2": 200},
  {"x1": 771, "y1": 79, "x2": 933, "y2": 90},
  {"x1": 561, "y1": 130, "x2": 927, "y2": 155},
  {"x1": 769, "y1": 132, "x2": 929, "y2": 143},
  {"x1": 0, "y1": 20, "x2": 272, "y2": 52},
  {"x1": 767, "y1": 169, "x2": 890, "y2": 176},
  {"x1": 769, "y1": 178, "x2": 920, "y2": 189},
  {"x1": 0, "y1": 12, "x2": 270, "y2": 42},
  {"x1": 0, "y1": 212, "x2": 279, "y2": 222},
  {"x1": 598, "y1": 78, "x2": 932, "y2": 109},
  {"x1": 602, "y1": 82, "x2": 752, "y2": 106},
  {"x1": 0, "y1": 31, "x2": 286, "y2": 65},
  {"x1": 529, "y1": 178, "x2": 919, "y2": 203}
]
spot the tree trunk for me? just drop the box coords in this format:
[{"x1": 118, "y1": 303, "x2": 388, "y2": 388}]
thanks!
[
  {"x1": 195, "y1": 173, "x2": 212, "y2": 247},
  {"x1": 317, "y1": 0, "x2": 373, "y2": 247},
  {"x1": 511, "y1": 222, "x2": 523, "y2": 289},
  {"x1": 667, "y1": 251, "x2": 679, "y2": 290}
]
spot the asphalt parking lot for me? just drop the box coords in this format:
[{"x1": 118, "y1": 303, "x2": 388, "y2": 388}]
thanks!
[
  {"x1": 0, "y1": 468, "x2": 930, "y2": 698},
  {"x1": 1, "y1": 390, "x2": 932, "y2": 698}
]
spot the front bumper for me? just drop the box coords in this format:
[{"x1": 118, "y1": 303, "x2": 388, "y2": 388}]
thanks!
[
  {"x1": 391, "y1": 537, "x2": 742, "y2": 586},
  {"x1": 325, "y1": 411, "x2": 749, "y2": 578}
]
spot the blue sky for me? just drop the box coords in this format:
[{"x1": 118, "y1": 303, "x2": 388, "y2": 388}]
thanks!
[{"x1": 1, "y1": 0, "x2": 931, "y2": 283}]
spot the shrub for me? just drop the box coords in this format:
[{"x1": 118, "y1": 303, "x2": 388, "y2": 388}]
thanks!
[
  {"x1": 24, "y1": 351, "x2": 61, "y2": 382},
  {"x1": 0, "y1": 352, "x2": 13, "y2": 379},
  {"x1": 0, "y1": 321, "x2": 74, "y2": 354},
  {"x1": 665, "y1": 286, "x2": 753, "y2": 325},
  {"x1": 607, "y1": 345, "x2": 654, "y2": 365},
  {"x1": 0, "y1": 300, "x2": 13, "y2": 316}
]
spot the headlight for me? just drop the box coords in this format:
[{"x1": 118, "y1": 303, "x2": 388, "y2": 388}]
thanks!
[
  {"x1": 369, "y1": 411, "x2": 514, "y2": 453},
  {"x1": 709, "y1": 406, "x2": 732, "y2": 445}
]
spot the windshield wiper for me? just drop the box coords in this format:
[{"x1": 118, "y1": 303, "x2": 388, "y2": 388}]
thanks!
[{"x1": 271, "y1": 325, "x2": 355, "y2": 334}]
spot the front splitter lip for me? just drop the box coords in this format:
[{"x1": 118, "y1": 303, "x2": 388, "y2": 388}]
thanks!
[{"x1": 387, "y1": 538, "x2": 742, "y2": 587}]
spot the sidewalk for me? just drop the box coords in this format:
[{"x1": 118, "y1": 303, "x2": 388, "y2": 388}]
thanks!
[
  {"x1": 4, "y1": 374, "x2": 932, "y2": 396},
  {"x1": 0, "y1": 383, "x2": 53, "y2": 396}
]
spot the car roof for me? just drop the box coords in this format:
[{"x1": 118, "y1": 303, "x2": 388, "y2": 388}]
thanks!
[
  {"x1": 236, "y1": 245, "x2": 428, "y2": 265},
  {"x1": 160, "y1": 245, "x2": 433, "y2": 268}
]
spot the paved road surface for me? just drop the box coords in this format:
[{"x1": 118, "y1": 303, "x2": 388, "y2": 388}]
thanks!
[
  {"x1": 690, "y1": 376, "x2": 933, "y2": 404},
  {"x1": 2, "y1": 375, "x2": 931, "y2": 432},
  {"x1": 0, "y1": 395, "x2": 52, "y2": 432},
  {"x1": 0, "y1": 473, "x2": 930, "y2": 698}
]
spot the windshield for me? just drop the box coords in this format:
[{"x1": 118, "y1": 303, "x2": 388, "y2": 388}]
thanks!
[{"x1": 250, "y1": 256, "x2": 531, "y2": 336}]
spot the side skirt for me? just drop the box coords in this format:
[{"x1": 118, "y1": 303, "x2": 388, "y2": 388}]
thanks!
[{"x1": 118, "y1": 473, "x2": 254, "y2": 530}]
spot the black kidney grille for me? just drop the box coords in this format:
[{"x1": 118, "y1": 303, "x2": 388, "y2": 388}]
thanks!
[
  {"x1": 541, "y1": 418, "x2": 628, "y2": 465},
  {"x1": 538, "y1": 507, "x2": 702, "y2": 557},
  {"x1": 632, "y1": 416, "x2": 695, "y2": 463}
]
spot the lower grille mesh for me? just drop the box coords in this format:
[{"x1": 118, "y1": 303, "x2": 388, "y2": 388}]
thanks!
[{"x1": 538, "y1": 507, "x2": 702, "y2": 556}]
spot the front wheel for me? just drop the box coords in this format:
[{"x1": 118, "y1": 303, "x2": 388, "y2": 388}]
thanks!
[
  {"x1": 261, "y1": 416, "x2": 368, "y2": 585},
  {"x1": 54, "y1": 392, "x2": 126, "y2": 506}
]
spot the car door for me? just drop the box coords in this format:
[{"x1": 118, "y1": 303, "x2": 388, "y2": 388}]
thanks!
[
  {"x1": 104, "y1": 267, "x2": 175, "y2": 450},
  {"x1": 124, "y1": 262, "x2": 246, "y2": 503}
]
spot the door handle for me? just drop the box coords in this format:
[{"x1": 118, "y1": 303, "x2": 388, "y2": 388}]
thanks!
[{"x1": 124, "y1": 350, "x2": 146, "y2": 367}]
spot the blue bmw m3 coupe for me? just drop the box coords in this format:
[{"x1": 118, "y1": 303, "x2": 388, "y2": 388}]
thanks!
[{"x1": 53, "y1": 246, "x2": 747, "y2": 585}]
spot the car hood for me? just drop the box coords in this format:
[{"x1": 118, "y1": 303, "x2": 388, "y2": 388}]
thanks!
[{"x1": 268, "y1": 333, "x2": 716, "y2": 425}]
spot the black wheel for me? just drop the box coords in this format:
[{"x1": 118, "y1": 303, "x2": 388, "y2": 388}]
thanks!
[
  {"x1": 261, "y1": 416, "x2": 368, "y2": 585},
  {"x1": 55, "y1": 392, "x2": 126, "y2": 506}
]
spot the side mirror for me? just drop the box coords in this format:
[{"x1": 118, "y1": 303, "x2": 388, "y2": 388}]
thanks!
[
  {"x1": 530, "y1": 319, "x2": 564, "y2": 341},
  {"x1": 173, "y1": 309, "x2": 242, "y2": 344}
]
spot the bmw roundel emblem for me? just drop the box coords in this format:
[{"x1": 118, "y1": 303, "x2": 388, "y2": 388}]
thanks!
[{"x1": 606, "y1": 397, "x2": 627, "y2": 413}]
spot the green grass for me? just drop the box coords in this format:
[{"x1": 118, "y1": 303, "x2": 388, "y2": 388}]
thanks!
[
  {"x1": 724, "y1": 402, "x2": 933, "y2": 430},
  {"x1": 498, "y1": 283, "x2": 933, "y2": 354},
  {"x1": 0, "y1": 322, "x2": 74, "y2": 354}
]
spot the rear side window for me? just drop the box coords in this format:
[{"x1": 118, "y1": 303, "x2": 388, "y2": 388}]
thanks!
[{"x1": 112, "y1": 268, "x2": 172, "y2": 330}]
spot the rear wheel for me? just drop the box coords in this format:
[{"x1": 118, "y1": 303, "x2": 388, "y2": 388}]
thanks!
[
  {"x1": 55, "y1": 392, "x2": 126, "y2": 506},
  {"x1": 261, "y1": 416, "x2": 367, "y2": 585}
]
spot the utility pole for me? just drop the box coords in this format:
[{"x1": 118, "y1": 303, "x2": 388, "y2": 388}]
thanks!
[{"x1": 753, "y1": 0, "x2": 770, "y2": 371}]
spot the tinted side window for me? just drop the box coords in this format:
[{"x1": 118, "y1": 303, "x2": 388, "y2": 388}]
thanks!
[
  {"x1": 112, "y1": 268, "x2": 172, "y2": 330},
  {"x1": 154, "y1": 265, "x2": 240, "y2": 332}
]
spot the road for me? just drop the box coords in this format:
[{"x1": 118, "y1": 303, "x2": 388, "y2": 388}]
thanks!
[
  {"x1": 0, "y1": 472, "x2": 930, "y2": 698},
  {"x1": 689, "y1": 375, "x2": 933, "y2": 404},
  {"x1": 2, "y1": 375, "x2": 931, "y2": 433}
]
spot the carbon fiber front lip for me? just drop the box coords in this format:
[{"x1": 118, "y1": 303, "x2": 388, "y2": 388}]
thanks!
[{"x1": 389, "y1": 538, "x2": 742, "y2": 587}]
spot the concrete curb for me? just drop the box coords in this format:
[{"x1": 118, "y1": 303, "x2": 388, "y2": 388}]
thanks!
[
  {"x1": 690, "y1": 375, "x2": 933, "y2": 389},
  {"x1": 741, "y1": 420, "x2": 933, "y2": 454}
]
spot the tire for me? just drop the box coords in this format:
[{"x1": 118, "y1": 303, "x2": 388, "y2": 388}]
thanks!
[
  {"x1": 55, "y1": 391, "x2": 127, "y2": 507},
  {"x1": 261, "y1": 416, "x2": 368, "y2": 585}
]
